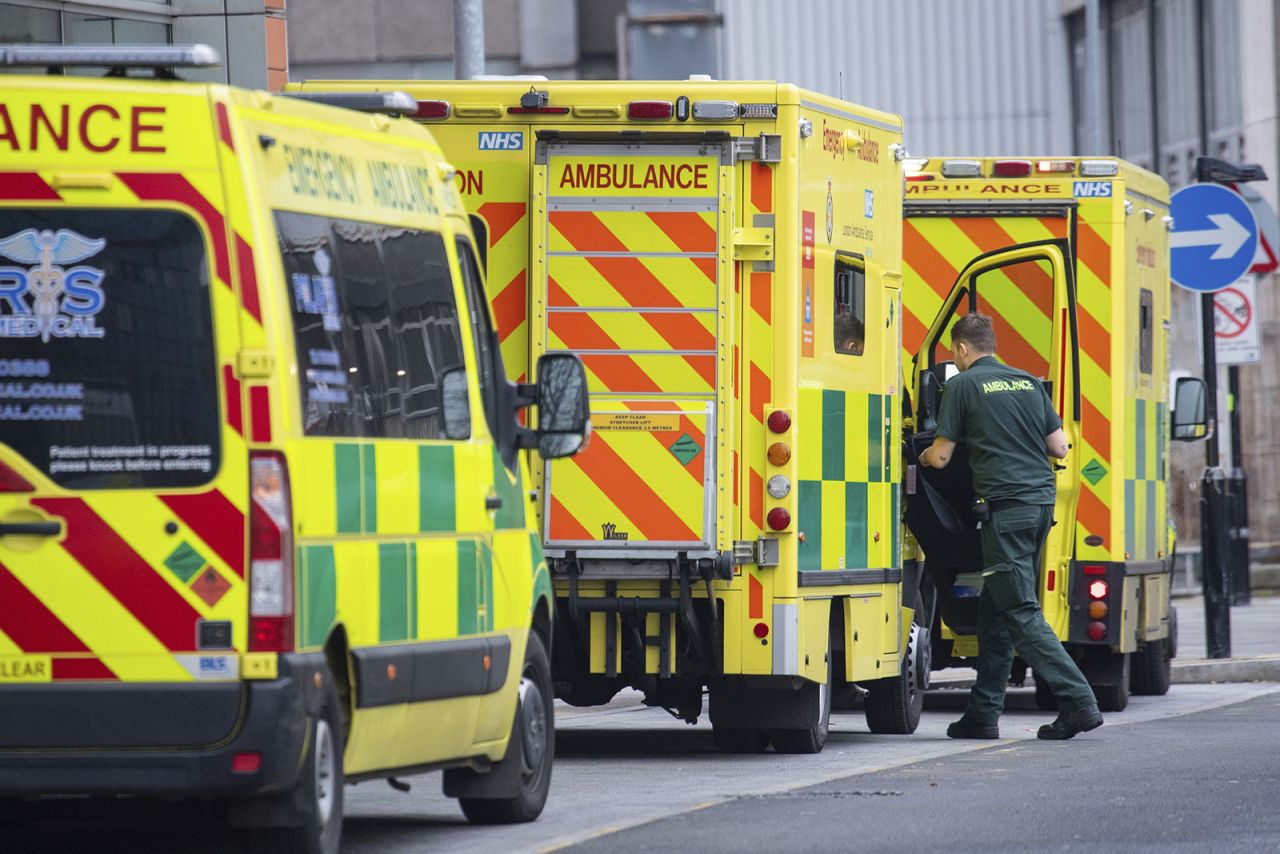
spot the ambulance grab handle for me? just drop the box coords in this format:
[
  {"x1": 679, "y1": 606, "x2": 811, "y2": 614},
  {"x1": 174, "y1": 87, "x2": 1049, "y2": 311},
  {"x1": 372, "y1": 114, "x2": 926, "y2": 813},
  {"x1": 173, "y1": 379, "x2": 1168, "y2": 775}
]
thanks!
[
  {"x1": 485, "y1": 495, "x2": 504, "y2": 511},
  {"x1": 0, "y1": 521, "x2": 61, "y2": 537}
]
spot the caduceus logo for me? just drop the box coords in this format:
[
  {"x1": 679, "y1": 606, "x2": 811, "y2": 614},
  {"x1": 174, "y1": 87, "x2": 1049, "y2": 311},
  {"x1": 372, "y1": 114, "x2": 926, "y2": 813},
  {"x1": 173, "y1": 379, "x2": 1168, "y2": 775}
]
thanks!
[{"x1": 0, "y1": 228, "x2": 107, "y2": 343}]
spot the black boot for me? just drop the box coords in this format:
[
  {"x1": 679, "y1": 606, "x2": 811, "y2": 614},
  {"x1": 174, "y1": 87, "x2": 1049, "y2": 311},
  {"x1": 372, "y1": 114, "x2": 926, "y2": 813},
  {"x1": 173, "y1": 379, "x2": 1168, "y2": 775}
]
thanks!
[
  {"x1": 1037, "y1": 704, "x2": 1104, "y2": 740},
  {"x1": 947, "y1": 715, "x2": 1000, "y2": 739}
]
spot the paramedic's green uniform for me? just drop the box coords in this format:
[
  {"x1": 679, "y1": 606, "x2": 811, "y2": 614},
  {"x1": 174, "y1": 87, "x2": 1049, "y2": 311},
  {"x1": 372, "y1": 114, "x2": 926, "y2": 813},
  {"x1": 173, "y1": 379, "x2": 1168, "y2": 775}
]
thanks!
[{"x1": 936, "y1": 356, "x2": 1095, "y2": 722}]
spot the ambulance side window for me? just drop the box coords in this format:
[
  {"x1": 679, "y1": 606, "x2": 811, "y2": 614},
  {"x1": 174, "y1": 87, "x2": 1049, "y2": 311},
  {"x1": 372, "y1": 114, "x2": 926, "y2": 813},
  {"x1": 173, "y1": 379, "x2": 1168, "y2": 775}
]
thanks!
[
  {"x1": 834, "y1": 253, "x2": 865, "y2": 356},
  {"x1": 456, "y1": 237, "x2": 499, "y2": 439},
  {"x1": 1139, "y1": 288, "x2": 1153, "y2": 375},
  {"x1": 468, "y1": 215, "x2": 489, "y2": 273},
  {"x1": 279, "y1": 211, "x2": 465, "y2": 440}
]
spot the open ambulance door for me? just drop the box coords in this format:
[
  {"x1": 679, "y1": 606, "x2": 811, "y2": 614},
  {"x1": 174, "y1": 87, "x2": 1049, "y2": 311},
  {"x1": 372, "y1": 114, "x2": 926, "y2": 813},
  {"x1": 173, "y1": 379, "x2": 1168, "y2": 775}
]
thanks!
[{"x1": 904, "y1": 240, "x2": 1081, "y2": 639}]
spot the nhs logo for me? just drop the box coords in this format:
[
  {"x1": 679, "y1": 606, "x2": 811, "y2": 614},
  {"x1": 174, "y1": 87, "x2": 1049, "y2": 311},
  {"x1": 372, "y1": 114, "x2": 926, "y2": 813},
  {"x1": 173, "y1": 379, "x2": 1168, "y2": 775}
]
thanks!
[
  {"x1": 478, "y1": 131, "x2": 524, "y2": 151},
  {"x1": 1073, "y1": 181, "x2": 1113, "y2": 198}
]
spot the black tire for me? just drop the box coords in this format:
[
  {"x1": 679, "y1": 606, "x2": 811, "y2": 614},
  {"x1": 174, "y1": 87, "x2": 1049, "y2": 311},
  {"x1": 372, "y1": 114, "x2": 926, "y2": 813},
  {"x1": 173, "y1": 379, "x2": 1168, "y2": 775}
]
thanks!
[
  {"x1": 459, "y1": 632, "x2": 554, "y2": 824},
  {"x1": 769, "y1": 639, "x2": 832, "y2": 754},
  {"x1": 1131, "y1": 614, "x2": 1174, "y2": 696},
  {"x1": 1033, "y1": 673, "x2": 1059, "y2": 711},
  {"x1": 250, "y1": 671, "x2": 344, "y2": 854},
  {"x1": 1168, "y1": 605, "x2": 1179, "y2": 660},
  {"x1": 864, "y1": 623, "x2": 926, "y2": 734},
  {"x1": 711, "y1": 727, "x2": 770, "y2": 753},
  {"x1": 1090, "y1": 652, "x2": 1131, "y2": 713}
]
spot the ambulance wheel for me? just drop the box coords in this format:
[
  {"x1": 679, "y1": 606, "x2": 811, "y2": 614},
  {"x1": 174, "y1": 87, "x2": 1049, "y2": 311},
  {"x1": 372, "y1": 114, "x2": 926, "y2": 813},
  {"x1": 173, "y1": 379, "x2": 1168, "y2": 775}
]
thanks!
[
  {"x1": 712, "y1": 727, "x2": 770, "y2": 753},
  {"x1": 864, "y1": 622, "x2": 926, "y2": 734},
  {"x1": 1033, "y1": 673, "x2": 1058, "y2": 711},
  {"x1": 1089, "y1": 652, "x2": 1131, "y2": 713},
  {"x1": 251, "y1": 672, "x2": 344, "y2": 854},
  {"x1": 459, "y1": 632, "x2": 554, "y2": 824},
  {"x1": 769, "y1": 643, "x2": 832, "y2": 754},
  {"x1": 1131, "y1": 615, "x2": 1174, "y2": 696}
]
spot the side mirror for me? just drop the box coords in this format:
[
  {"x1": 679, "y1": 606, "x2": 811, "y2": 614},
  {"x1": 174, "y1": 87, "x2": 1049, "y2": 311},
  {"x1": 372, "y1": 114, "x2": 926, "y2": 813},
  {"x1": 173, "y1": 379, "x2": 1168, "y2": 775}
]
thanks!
[
  {"x1": 534, "y1": 353, "x2": 590, "y2": 459},
  {"x1": 1171, "y1": 376, "x2": 1209, "y2": 442},
  {"x1": 440, "y1": 367, "x2": 472, "y2": 440}
]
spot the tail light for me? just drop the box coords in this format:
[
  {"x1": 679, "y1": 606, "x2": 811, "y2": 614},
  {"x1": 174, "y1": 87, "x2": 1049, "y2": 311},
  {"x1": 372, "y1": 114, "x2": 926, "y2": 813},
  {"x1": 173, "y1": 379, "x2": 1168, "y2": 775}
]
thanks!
[
  {"x1": 1036, "y1": 159, "x2": 1076, "y2": 173},
  {"x1": 767, "y1": 507, "x2": 791, "y2": 531},
  {"x1": 1086, "y1": 621, "x2": 1108, "y2": 641},
  {"x1": 767, "y1": 410, "x2": 791, "y2": 433},
  {"x1": 1088, "y1": 579, "x2": 1109, "y2": 599},
  {"x1": 766, "y1": 475, "x2": 791, "y2": 499},
  {"x1": 767, "y1": 442, "x2": 791, "y2": 466},
  {"x1": 0, "y1": 460, "x2": 34, "y2": 492},
  {"x1": 249, "y1": 451, "x2": 294, "y2": 652}
]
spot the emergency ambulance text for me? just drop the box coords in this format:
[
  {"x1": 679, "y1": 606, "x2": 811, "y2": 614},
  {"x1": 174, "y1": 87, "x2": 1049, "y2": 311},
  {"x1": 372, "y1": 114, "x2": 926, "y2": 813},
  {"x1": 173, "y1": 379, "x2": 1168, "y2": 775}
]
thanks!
[{"x1": 558, "y1": 162, "x2": 709, "y2": 191}]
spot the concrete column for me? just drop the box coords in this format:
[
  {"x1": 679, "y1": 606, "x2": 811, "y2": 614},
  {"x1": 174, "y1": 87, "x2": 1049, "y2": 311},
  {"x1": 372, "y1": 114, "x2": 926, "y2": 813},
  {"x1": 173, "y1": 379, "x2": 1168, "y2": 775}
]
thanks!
[{"x1": 172, "y1": 0, "x2": 288, "y2": 91}]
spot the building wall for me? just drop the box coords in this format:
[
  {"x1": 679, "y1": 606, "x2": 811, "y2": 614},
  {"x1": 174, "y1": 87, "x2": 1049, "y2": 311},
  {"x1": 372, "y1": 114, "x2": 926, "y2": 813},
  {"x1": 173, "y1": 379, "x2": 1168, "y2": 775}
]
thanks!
[{"x1": 718, "y1": 0, "x2": 1074, "y2": 156}]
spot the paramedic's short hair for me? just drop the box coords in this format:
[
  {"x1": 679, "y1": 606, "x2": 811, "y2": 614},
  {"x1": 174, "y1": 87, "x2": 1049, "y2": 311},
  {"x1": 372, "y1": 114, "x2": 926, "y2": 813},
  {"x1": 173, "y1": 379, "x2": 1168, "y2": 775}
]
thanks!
[
  {"x1": 951, "y1": 313, "x2": 996, "y2": 354},
  {"x1": 834, "y1": 313, "x2": 864, "y2": 354}
]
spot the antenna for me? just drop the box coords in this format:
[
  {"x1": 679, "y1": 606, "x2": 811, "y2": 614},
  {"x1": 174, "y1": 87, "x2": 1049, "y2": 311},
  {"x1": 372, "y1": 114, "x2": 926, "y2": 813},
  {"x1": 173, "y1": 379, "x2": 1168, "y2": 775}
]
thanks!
[{"x1": 839, "y1": 70, "x2": 844, "y2": 101}]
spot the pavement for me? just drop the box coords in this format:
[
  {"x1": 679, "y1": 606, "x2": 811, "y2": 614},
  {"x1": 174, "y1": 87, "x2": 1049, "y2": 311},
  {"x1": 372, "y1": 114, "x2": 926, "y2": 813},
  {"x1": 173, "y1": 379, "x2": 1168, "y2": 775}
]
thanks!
[{"x1": 1168, "y1": 591, "x2": 1280, "y2": 682}]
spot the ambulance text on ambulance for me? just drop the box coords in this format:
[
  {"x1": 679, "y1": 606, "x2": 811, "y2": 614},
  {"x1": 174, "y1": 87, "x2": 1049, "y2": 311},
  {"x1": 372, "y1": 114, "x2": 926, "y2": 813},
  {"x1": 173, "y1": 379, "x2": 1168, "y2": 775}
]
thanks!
[{"x1": 558, "y1": 162, "x2": 710, "y2": 191}]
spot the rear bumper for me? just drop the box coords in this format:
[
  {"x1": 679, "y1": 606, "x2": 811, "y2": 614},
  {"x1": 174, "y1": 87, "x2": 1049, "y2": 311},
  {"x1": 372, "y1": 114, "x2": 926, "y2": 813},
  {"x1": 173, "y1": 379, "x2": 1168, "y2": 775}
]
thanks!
[{"x1": 0, "y1": 652, "x2": 325, "y2": 798}]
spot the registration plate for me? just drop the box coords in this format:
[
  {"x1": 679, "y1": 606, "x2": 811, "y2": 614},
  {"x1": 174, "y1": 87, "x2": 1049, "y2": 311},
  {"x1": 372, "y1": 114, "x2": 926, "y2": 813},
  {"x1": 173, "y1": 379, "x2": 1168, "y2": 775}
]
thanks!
[{"x1": 0, "y1": 655, "x2": 52, "y2": 682}]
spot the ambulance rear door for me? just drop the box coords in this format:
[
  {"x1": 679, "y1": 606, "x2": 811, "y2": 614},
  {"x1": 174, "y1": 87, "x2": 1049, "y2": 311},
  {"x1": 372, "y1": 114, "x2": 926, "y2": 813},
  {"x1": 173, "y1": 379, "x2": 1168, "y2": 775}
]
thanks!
[
  {"x1": 533, "y1": 135, "x2": 734, "y2": 557},
  {"x1": 905, "y1": 240, "x2": 1082, "y2": 630}
]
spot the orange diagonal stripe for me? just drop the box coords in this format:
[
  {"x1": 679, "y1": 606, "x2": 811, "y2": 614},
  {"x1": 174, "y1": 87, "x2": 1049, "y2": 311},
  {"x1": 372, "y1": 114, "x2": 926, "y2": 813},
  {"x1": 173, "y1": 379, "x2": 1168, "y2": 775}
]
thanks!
[
  {"x1": 491, "y1": 270, "x2": 526, "y2": 343},
  {"x1": 550, "y1": 495, "x2": 593, "y2": 541},
  {"x1": 570, "y1": 440, "x2": 699, "y2": 541},
  {"x1": 1077, "y1": 305, "x2": 1110, "y2": 377},
  {"x1": 1081, "y1": 394, "x2": 1111, "y2": 460},
  {"x1": 647, "y1": 211, "x2": 716, "y2": 253},
  {"x1": 1077, "y1": 222, "x2": 1112, "y2": 288},
  {"x1": 904, "y1": 220, "x2": 959, "y2": 299},
  {"x1": 1077, "y1": 487, "x2": 1111, "y2": 546}
]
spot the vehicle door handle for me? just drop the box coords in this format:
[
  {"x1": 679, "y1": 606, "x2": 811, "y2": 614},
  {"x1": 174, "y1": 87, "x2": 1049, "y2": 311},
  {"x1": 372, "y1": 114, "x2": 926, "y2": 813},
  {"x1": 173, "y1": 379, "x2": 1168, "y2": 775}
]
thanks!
[
  {"x1": 0, "y1": 521, "x2": 62, "y2": 537},
  {"x1": 485, "y1": 495, "x2": 503, "y2": 511}
]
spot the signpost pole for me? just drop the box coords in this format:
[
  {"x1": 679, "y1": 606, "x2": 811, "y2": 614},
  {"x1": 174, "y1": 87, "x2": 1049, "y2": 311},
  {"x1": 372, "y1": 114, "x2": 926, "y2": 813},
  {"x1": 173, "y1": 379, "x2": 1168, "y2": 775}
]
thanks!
[
  {"x1": 1227, "y1": 366, "x2": 1251, "y2": 605},
  {"x1": 1198, "y1": 291, "x2": 1232, "y2": 658}
]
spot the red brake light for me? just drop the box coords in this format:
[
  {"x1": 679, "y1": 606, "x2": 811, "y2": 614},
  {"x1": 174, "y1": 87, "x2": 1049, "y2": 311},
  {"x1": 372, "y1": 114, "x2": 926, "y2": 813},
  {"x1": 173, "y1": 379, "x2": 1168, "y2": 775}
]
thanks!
[
  {"x1": 905, "y1": 173, "x2": 935, "y2": 181},
  {"x1": 249, "y1": 451, "x2": 294, "y2": 653},
  {"x1": 232, "y1": 751, "x2": 262, "y2": 774},
  {"x1": 1088, "y1": 579, "x2": 1109, "y2": 600},
  {"x1": 767, "y1": 507, "x2": 791, "y2": 531},
  {"x1": 992, "y1": 159, "x2": 1032, "y2": 177},
  {"x1": 753, "y1": 622, "x2": 770, "y2": 639},
  {"x1": 767, "y1": 410, "x2": 791, "y2": 434},
  {"x1": 413, "y1": 100, "x2": 450, "y2": 119},
  {"x1": 1083, "y1": 564, "x2": 1107, "y2": 575},
  {"x1": 1087, "y1": 621, "x2": 1108, "y2": 641},
  {"x1": 628, "y1": 100, "x2": 673, "y2": 120},
  {"x1": 0, "y1": 460, "x2": 34, "y2": 492}
]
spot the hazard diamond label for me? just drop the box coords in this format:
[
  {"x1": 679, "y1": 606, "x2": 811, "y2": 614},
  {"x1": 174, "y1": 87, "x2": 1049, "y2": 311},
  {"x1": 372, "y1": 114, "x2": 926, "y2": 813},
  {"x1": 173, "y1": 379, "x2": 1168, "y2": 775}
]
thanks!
[
  {"x1": 164, "y1": 542, "x2": 206, "y2": 584},
  {"x1": 669, "y1": 433, "x2": 703, "y2": 466},
  {"x1": 1082, "y1": 458, "x2": 1108, "y2": 486},
  {"x1": 190, "y1": 566, "x2": 231, "y2": 607}
]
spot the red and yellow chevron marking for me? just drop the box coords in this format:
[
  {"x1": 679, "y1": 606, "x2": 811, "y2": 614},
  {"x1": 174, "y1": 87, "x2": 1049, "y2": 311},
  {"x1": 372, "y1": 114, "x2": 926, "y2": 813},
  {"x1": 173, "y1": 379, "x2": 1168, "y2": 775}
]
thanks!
[
  {"x1": 547, "y1": 405, "x2": 708, "y2": 545},
  {"x1": 743, "y1": 162, "x2": 774, "y2": 537},
  {"x1": 902, "y1": 209, "x2": 1116, "y2": 554},
  {"x1": 476, "y1": 201, "x2": 530, "y2": 383}
]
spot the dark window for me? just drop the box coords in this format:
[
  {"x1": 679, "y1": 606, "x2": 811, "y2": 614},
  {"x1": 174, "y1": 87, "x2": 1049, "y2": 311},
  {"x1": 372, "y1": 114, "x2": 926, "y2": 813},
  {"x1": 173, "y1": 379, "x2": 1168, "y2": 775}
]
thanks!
[
  {"x1": 468, "y1": 214, "x2": 489, "y2": 273},
  {"x1": 456, "y1": 238, "x2": 499, "y2": 438},
  {"x1": 1139, "y1": 288, "x2": 1153, "y2": 375},
  {"x1": 278, "y1": 211, "x2": 465, "y2": 439},
  {"x1": 834, "y1": 253, "x2": 865, "y2": 356},
  {"x1": 0, "y1": 209, "x2": 219, "y2": 489}
]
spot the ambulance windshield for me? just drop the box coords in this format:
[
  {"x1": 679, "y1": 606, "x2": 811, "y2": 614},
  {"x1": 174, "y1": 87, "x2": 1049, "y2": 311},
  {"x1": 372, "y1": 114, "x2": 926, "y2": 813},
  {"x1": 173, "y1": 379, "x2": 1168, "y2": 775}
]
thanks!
[{"x1": 0, "y1": 209, "x2": 220, "y2": 489}]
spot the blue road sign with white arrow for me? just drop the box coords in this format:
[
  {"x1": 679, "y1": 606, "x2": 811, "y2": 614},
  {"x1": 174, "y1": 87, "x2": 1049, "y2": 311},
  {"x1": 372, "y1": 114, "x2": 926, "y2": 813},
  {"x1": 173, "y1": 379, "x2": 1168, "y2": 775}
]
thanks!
[{"x1": 1170, "y1": 183, "x2": 1258, "y2": 292}]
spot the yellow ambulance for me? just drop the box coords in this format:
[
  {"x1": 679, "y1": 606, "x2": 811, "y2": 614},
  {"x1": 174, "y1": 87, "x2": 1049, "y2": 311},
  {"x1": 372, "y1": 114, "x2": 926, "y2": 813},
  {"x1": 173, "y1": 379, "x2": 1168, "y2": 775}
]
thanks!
[
  {"x1": 899, "y1": 156, "x2": 1208, "y2": 711},
  {"x1": 294, "y1": 77, "x2": 925, "y2": 752},
  {"x1": 0, "y1": 45, "x2": 589, "y2": 852}
]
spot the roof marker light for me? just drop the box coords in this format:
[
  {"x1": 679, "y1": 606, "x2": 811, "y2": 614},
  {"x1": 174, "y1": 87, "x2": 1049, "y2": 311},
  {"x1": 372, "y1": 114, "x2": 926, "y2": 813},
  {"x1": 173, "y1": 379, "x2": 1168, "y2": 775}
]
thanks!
[
  {"x1": 992, "y1": 159, "x2": 1032, "y2": 177},
  {"x1": 693, "y1": 100, "x2": 738, "y2": 120},
  {"x1": 413, "y1": 100, "x2": 451, "y2": 119},
  {"x1": 1036, "y1": 159, "x2": 1076, "y2": 174},
  {"x1": 740, "y1": 103, "x2": 779, "y2": 119},
  {"x1": 941, "y1": 159, "x2": 982, "y2": 178},
  {"x1": 0, "y1": 43, "x2": 220, "y2": 68},
  {"x1": 1079, "y1": 159, "x2": 1119, "y2": 177},
  {"x1": 628, "y1": 100, "x2": 673, "y2": 120}
]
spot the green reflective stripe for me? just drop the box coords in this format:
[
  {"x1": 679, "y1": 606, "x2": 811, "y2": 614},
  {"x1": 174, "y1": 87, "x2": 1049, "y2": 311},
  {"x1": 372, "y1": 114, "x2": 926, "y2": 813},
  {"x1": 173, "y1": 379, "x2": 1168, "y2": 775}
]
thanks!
[
  {"x1": 821, "y1": 389, "x2": 845, "y2": 481},
  {"x1": 378, "y1": 543, "x2": 414, "y2": 642},
  {"x1": 1124, "y1": 479, "x2": 1136, "y2": 558},
  {"x1": 1135, "y1": 399, "x2": 1146, "y2": 480},
  {"x1": 797, "y1": 480, "x2": 822, "y2": 570},
  {"x1": 845, "y1": 481, "x2": 868, "y2": 569},
  {"x1": 335, "y1": 444, "x2": 361, "y2": 534},
  {"x1": 457, "y1": 539, "x2": 491, "y2": 634},
  {"x1": 362, "y1": 444, "x2": 378, "y2": 533},
  {"x1": 529, "y1": 532, "x2": 546, "y2": 572},
  {"x1": 300, "y1": 545, "x2": 337, "y2": 649},
  {"x1": 867, "y1": 393, "x2": 883, "y2": 482},
  {"x1": 493, "y1": 448, "x2": 526, "y2": 530},
  {"x1": 419, "y1": 446, "x2": 456, "y2": 532}
]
